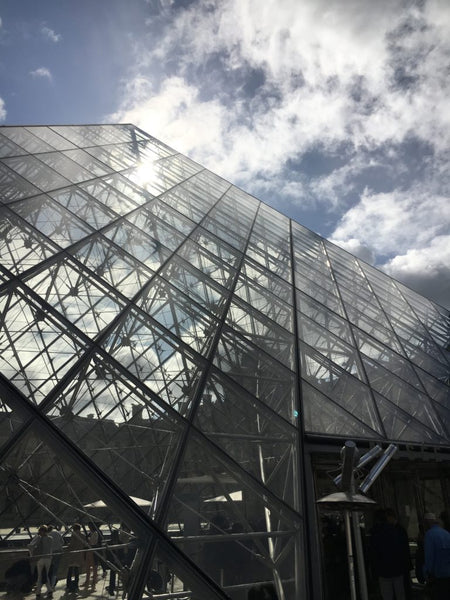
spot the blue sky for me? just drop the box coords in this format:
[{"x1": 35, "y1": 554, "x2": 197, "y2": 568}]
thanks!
[{"x1": 1, "y1": 0, "x2": 449, "y2": 309}]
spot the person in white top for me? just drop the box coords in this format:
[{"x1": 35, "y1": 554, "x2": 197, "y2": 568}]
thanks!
[
  {"x1": 28, "y1": 525, "x2": 53, "y2": 598},
  {"x1": 84, "y1": 522, "x2": 99, "y2": 588},
  {"x1": 46, "y1": 525, "x2": 64, "y2": 588}
]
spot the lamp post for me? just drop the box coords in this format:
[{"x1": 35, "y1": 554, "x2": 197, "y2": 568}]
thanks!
[{"x1": 317, "y1": 442, "x2": 398, "y2": 600}]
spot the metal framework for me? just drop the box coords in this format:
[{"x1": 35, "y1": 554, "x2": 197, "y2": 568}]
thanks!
[{"x1": 0, "y1": 124, "x2": 448, "y2": 600}]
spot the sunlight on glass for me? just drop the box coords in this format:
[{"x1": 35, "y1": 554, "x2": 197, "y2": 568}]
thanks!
[{"x1": 130, "y1": 157, "x2": 159, "y2": 189}]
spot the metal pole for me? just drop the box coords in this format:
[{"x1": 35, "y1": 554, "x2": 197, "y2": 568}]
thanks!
[
  {"x1": 352, "y1": 511, "x2": 368, "y2": 600},
  {"x1": 344, "y1": 510, "x2": 357, "y2": 600}
]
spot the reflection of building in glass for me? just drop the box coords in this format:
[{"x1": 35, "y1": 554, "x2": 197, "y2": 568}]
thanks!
[{"x1": 0, "y1": 124, "x2": 448, "y2": 600}]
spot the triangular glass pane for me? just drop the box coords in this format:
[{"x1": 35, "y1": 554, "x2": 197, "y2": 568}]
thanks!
[
  {"x1": 101, "y1": 307, "x2": 205, "y2": 414},
  {"x1": 214, "y1": 327, "x2": 296, "y2": 423},
  {"x1": 2, "y1": 155, "x2": 71, "y2": 191},
  {"x1": 103, "y1": 219, "x2": 173, "y2": 269},
  {"x1": 24, "y1": 257, "x2": 125, "y2": 337},
  {"x1": 195, "y1": 369, "x2": 299, "y2": 507},
  {"x1": 0, "y1": 161, "x2": 40, "y2": 201},
  {"x1": 0, "y1": 286, "x2": 87, "y2": 404},
  {"x1": 10, "y1": 195, "x2": 93, "y2": 248},
  {"x1": 362, "y1": 355, "x2": 446, "y2": 437},
  {"x1": 302, "y1": 381, "x2": 382, "y2": 439},
  {"x1": 26, "y1": 126, "x2": 77, "y2": 150},
  {"x1": 0, "y1": 206, "x2": 60, "y2": 274},
  {"x1": 178, "y1": 233, "x2": 239, "y2": 288},
  {"x1": 49, "y1": 186, "x2": 120, "y2": 230},
  {"x1": 159, "y1": 254, "x2": 229, "y2": 318},
  {"x1": 167, "y1": 432, "x2": 301, "y2": 599},
  {"x1": 79, "y1": 177, "x2": 142, "y2": 215},
  {"x1": 136, "y1": 276, "x2": 220, "y2": 356},
  {"x1": 234, "y1": 266, "x2": 294, "y2": 332},
  {"x1": 299, "y1": 344, "x2": 383, "y2": 434},
  {"x1": 70, "y1": 236, "x2": 154, "y2": 299},
  {"x1": 1, "y1": 127, "x2": 56, "y2": 153},
  {"x1": 45, "y1": 354, "x2": 184, "y2": 514},
  {"x1": 373, "y1": 391, "x2": 445, "y2": 443},
  {"x1": 226, "y1": 298, "x2": 294, "y2": 367}
]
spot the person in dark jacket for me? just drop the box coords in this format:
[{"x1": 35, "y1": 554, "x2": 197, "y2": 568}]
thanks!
[{"x1": 370, "y1": 509, "x2": 410, "y2": 600}]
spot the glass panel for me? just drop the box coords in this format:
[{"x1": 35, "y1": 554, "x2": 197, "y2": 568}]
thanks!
[
  {"x1": 234, "y1": 269, "x2": 293, "y2": 332},
  {"x1": 80, "y1": 178, "x2": 140, "y2": 215},
  {"x1": 0, "y1": 207, "x2": 60, "y2": 274},
  {"x1": 178, "y1": 232, "x2": 240, "y2": 287},
  {"x1": 298, "y1": 315, "x2": 365, "y2": 380},
  {"x1": 46, "y1": 354, "x2": 184, "y2": 511},
  {"x1": 159, "y1": 254, "x2": 229, "y2": 318},
  {"x1": 299, "y1": 343, "x2": 383, "y2": 435},
  {"x1": 168, "y1": 431, "x2": 302, "y2": 599},
  {"x1": 246, "y1": 237, "x2": 292, "y2": 282},
  {"x1": 295, "y1": 273, "x2": 345, "y2": 316},
  {"x1": 136, "y1": 276, "x2": 220, "y2": 356},
  {"x1": 241, "y1": 258, "x2": 292, "y2": 304},
  {"x1": 103, "y1": 220, "x2": 173, "y2": 269},
  {"x1": 0, "y1": 161, "x2": 40, "y2": 200},
  {"x1": 101, "y1": 307, "x2": 205, "y2": 414},
  {"x1": 297, "y1": 293, "x2": 353, "y2": 343},
  {"x1": 10, "y1": 195, "x2": 93, "y2": 248},
  {"x1": 202, "y1": 215, "x2": 248, "y2": 251},
  {"x1": 50, "y1": 124, "x2": 134, "y2": 147},
  {"x1": 36, "y1": 152, "x2": 96, "y2": 183},
  {"x1": 0, "y1": 127, "x2": 55, "y2": 153},
  {"x1": 70, "y1": 236, "x2": 154, "y2": 298},
  {"x1": 373, "y1": 391, "x2": 445, "y2": 443},
  {"x1": 362, "y1": 356, "x2": 446, "y2": 438},
  {"x1": 126, "y1": 198, "x2": 196, "y2": 237},
  {"x1": 226, "y1": 298, "x2": 295, "y2": 368},
  {"x1": 83, "y1": 142, "x2": 140, "y2": 171},
  {"x1": 25, "y1": 126, "x2": 77, "y2": 150},
  {"x1": 195, "y1": 370, "x2": 299, "y2": 508},
  {"x1": 49, "y1": 186, "x2": 119, "y2": 230},
  {"x1": 24, "y1": 257, "x2": 125, "y2": 337},
  {"x1": 2, "y1": 155, "x2": 71, "y2": 191},
  {"x1": 0, "y1": 286, "x2": 87, "y2": 404},
  {"x1": 62, "y1": 149, "x2": 114, "y2": 177},
  {"x1": 302, "y1": 381, "x2": 382, "y2": 438},
  {"x1": 99, "y1": 172, "x2": 151, "y2": 206},
  {"x1": 214, "y1": 329, "x2": 297, "y2": 423},
  {"x1": 0, "y1": 133, "x2": 27, "y2": 157}
]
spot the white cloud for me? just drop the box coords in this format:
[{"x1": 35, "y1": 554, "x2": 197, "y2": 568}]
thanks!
[
  {"x1": 331, "y1": 188, "x2": 450, "y2": 256},
  {"x1": 384, "y1": 236, "x2": 450, "y2": 309},
  {"x1": 330, "y1": 187, "x2": 450, "y2": 308},
  {"x1": 0, "y1": 97, "x2": 6, "y2": 121},
  {"x1": 109, "y1": 0, "x2": 450, "y2": 307},
  {"x1": 112, "y1": 0, "x2": 450, "y2": 185},
  {"x1": 41, "y1": 25, "x2": 61, "y2": 43},
  {"x1": 30, "y1": 67, "x2": 53, "y2": 81}
]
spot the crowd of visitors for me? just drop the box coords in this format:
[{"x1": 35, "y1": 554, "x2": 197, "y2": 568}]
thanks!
[{"x1": 5, "y1": 521, "x2": 133, "y2": 598}]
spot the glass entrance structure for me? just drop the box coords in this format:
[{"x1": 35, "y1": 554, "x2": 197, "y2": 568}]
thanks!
[{"x1": 0, "y1": 124, "x2": 448, "y2": 600}]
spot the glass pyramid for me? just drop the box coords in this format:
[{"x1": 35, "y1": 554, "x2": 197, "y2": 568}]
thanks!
[{"x1": 0, "y1": 124, "x2": 448, "y2": 600}]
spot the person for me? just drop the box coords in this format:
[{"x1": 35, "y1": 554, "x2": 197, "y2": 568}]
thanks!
[
  {"x1": 65, "y1": 523, "x2": 86, "y2": 592},
  {"x1": 28, "y1": 525, "x2": 53, "y2": 598},
  {"x1": 423, "y1": 513, "x2": 450, "y2": 600},
  {"x1": 247, "y1": 582, "x2": 279, "y2": 599},
  {"x1": 46, "y1": 525, "x2": 64, "y2": 589},
  {"x1": 370, "y1": 508, "x2": 410, "y2": 600},
  {"x1": 84, "y1": 522, "x2": 99, "y2": 588},
  {"x1": 106, "y1": 528, "x2": 122, "y2": 596}
]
